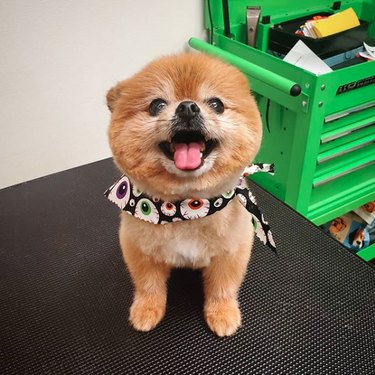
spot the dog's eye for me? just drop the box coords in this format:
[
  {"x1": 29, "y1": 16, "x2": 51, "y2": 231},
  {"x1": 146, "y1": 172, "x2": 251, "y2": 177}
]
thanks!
[
  {"x1": 207, "y1": 98, "x2": 224, "y2": 114},
  {"x1": 149, "y1": 99, "x2": 168, "y2": 116}
]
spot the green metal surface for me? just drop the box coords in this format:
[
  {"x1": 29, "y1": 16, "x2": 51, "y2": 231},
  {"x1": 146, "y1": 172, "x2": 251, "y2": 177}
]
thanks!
[
  {"x1": 189, "y1": 38, "x2": 301, "y2": 97},
  {"x1": 192, "y1": 0, "x2": 375, "y2": 261}
]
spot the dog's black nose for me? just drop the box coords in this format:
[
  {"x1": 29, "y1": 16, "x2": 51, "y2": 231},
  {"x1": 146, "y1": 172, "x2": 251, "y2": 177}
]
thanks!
[{"x1": 176, "y1": 101, "x2": 200, "y2": 119}]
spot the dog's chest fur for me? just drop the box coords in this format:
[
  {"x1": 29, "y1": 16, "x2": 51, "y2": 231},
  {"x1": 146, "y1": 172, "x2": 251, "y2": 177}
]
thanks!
[
  {"x1": 164, "y1": 237, "x2": 208, "y2": 267},
  {"x1": 120, "y1": 199, "x2": 254, "y2": 268}
]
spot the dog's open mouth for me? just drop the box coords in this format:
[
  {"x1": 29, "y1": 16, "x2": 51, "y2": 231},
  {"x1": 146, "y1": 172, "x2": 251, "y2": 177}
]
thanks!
[{"x1": 159, "y1": 131, "x2": 218, "y2": 171}]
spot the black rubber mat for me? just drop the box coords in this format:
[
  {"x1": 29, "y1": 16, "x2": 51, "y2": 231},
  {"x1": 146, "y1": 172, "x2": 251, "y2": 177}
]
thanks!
[{"x1": 1, "y1": 158, "x2": 374, "y2": 374}]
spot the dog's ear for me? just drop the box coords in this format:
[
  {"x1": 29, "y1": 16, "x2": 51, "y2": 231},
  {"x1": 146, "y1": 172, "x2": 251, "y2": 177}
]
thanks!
[{"x1": 106, "y1": 80, "x2": 127, "y2": 112}]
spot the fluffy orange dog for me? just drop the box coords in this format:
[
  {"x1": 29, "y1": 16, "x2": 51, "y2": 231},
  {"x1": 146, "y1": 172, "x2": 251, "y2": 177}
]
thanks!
[{"x1": 106, "y1": 53, "x2": 262, "y2": 336}]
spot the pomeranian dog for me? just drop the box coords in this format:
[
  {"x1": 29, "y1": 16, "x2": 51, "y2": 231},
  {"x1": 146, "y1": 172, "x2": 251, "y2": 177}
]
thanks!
[{"x1": 106, "y1": 53, "x2": 262, "y2": 336}]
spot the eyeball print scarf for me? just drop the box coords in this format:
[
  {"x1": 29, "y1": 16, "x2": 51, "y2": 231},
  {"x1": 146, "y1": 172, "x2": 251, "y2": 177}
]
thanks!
[{"x1": 105, "y1": 163, "x2": 276, "y2": 252}]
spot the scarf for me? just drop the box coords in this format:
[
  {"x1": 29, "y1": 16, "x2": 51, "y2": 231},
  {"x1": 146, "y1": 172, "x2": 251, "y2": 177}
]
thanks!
[{"x1": 105, "y1": 163, "x2": 276, "y2": 252}]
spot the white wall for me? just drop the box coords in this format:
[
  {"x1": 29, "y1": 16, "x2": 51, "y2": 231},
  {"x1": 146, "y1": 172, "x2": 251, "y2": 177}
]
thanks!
[{"x1": 0, "y1": 0, "x2": 205, "y2": 189}]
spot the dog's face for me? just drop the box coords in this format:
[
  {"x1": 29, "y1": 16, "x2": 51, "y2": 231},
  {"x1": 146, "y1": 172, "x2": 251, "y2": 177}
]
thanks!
[
  {"x1": 352, "y1": 228, "x2": 365, "y2": 248},
  {"x1": 329, "y1": 217, "x2": 347, "y2": 235},
  {"x1": 364, "y1": 202, "x2": 375, "y2": 213},
  {"x1": 107, "y1": 53, "x2": 262, "y2": 199}
]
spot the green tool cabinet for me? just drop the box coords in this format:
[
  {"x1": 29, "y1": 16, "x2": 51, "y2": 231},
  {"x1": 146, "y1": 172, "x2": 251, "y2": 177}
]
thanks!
[{"x1": 190, "y1": 0, "x2": 375, "y2": 261}]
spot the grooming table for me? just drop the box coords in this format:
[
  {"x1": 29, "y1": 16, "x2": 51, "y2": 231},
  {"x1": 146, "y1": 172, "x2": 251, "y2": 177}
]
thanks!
[{"x1": 1, "y1": 159, "x2": 374, "y2": 374}]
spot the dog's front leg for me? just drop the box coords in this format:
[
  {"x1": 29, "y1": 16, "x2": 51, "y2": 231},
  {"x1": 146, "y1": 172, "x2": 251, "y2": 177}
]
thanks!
[
  {"x1": 203, "y1": 244, "x2": 251, "y2": 337},
  {"x1": 121, "y1": 241, "x2": 171, "y2": 332}
]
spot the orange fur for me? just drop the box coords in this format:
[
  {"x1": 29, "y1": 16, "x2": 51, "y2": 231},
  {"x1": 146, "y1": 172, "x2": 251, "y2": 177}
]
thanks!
[{"x1": 107, "y1": 53, "x2": 262, "y2": 336}]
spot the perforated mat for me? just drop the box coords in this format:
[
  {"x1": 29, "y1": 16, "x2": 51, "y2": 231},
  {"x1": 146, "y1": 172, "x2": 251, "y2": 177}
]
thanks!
[{"x1": 1, "y1": 159, "x2": 374, "y2": 374}]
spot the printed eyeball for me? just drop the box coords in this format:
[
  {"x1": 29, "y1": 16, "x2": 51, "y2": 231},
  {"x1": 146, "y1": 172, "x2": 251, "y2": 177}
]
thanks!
[
  {"x1": 237, "y1": 193, "x2": 248, "y2": 208},
  {"x1": 161, "y1": 202, "x2": 177, "y2": 217},
  {"x1": 213, "y1": 197, "x2": 223, "y2": 208},
  {"x1": 222, "y1": 190, "x2": 235, "y2": 199},
  {"x1": 248, "y1": 190, "x2": 257, "y2": 204},
  {"x1": 107, "y1": 176, "x2": 131, "y2": 209},
  {"x1": 133, "y1": 185, "x2": 143, "y2": 197},
  {"x1": 181, "y1": 198, "x2": 210, "y2": 220},
  {"x1": 237, "y1": 177, "x2": 248, "y2": 189},
  {"x1": 252, "y1": 215, "x2": 267, "y2": 244},
  {"x1": 135, "y1": 198, "x2": 159, "y2": 224},
  {"x1": 267, "y1": 230, "x2": 276, "y2": 248}
]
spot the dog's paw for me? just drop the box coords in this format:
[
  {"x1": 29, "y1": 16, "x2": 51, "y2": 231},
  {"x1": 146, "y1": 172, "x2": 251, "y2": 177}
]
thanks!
[
  {"x1": 129, "y1": 297, "x2": 166, "y2": 332},
  {"x1": 204, "y1": 299, "x2": 241, "y2": 337}
]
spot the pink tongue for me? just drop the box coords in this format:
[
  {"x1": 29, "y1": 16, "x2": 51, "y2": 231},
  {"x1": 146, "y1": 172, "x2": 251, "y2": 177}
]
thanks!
[{"x1": 173, "y1": 143, "x2": 202, "y2": 170}]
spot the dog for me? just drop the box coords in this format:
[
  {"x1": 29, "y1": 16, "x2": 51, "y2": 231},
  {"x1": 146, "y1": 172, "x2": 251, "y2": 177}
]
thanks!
[{"x1": 106, "y1": 53, "x2": 263, "y2": 336}]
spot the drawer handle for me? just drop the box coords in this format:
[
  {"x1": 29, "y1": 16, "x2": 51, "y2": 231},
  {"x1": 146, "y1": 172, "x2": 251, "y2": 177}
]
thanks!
[
  {"x1": 318, "y1": 140, "x2": 375, "y2": 164},
  {"x1": 325, "y1": 100, "x2": 375, "y2": 123},
  {"x1": 313, "y1": 160, "x2": 375, "y2": 187},
  {"x1": 189, "y1": 37, "x2": 302, "y2": 97}
]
